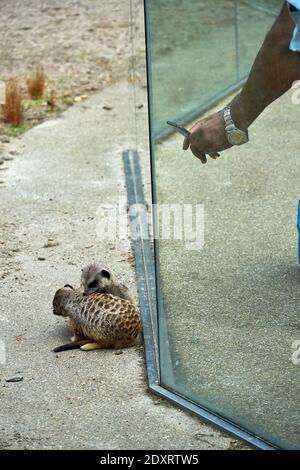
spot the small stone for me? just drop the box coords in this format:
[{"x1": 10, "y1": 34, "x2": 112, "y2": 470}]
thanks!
[
  {"x1": 103, "y1": 105, "x2": 113, "y2": 111},
  {"x1": 5, "y1": 375, "x2": 23, "y2": 383},
  {"x1": 74, "y1": 95, "x2": 87, "y2": 103},
  {"x1": 85, "y1": 85, "x2": 97, "y2": 92},
  {"x1": 194, "y1": 431, "x2": 214, "y2": 439},
  {"x1": 38, "y1": 256, "x2": 46, "y2": 261},
  {"x1": 43, "y1": 239, "x2": 59, "y2": 248},
  {"x1": 114, "y1": 350, "x2": 123, "y2": 355}
]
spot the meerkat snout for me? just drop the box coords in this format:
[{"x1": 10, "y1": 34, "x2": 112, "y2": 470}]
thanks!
[{"x1": 88, "y1": 269, "x2": 111, "y2": 292}]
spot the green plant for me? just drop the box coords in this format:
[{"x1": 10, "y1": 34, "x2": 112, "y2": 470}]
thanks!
[{"x1": 6, "y1": 123, "x2": 28, "y2": 136}]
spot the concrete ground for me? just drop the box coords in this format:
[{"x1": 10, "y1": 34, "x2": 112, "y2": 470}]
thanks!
[{"x1": 0, "y1": 81, "x2": 240, "y2": 450}]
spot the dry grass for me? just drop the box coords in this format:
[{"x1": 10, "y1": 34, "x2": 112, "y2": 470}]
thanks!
[
  {"x1": 26, "y1": 67, "x2": 46, "y2": 99},
  {"x1": 0, "y1": 78, "x2": 24, "y2": 126}
]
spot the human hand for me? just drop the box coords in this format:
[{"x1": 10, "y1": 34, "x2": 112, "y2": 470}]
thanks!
[{"x1": 183, "y1": 111, "x2": 232, "y2": 164}]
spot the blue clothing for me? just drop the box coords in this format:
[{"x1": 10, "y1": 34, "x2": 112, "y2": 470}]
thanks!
[
  {"x1": 288, "y1": 0, "x2": 300, "y2": 8},
  {"x1": 288, "y1": 0, "x2": 300, "y2": 52}
]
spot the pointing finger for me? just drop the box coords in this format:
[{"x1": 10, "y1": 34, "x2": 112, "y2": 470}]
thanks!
[
  {"x1": 190, "y1": 145, "x2": 207, "y2": 164},
  {"x1": 183, "y1": 135, "x2": 190, "y2": 151}
]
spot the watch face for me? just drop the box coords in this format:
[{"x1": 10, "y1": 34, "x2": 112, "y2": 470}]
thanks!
[{"x1": 228, "y1": 130, "x2": 247, "y2": 146}]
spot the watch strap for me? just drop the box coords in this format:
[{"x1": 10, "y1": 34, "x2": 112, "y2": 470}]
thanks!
[
  {"x1": 223, "y1": 106, "x2": 234, "y2": 128},
  {"x1": 223, "y1": 106, "x2": 249, "y2": 138}
]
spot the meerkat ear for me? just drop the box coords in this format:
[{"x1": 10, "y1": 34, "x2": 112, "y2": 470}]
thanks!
[
  {"x1": 100, "y1": 269, "x2": 110, "y2": 279},
  {"x1": 64, "y1": 284, "x2": 74, "y2": 290}
]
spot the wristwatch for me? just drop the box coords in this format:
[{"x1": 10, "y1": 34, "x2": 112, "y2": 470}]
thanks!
[{"x1": 223, "y1": 106, "x2": 249, "y2": 146}]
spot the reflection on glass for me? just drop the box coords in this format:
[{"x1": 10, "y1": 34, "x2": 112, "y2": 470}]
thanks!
[
  {"x1": 147, "y1": 0, "x2": 280, "y2": 137},
  {"x1": 236, "y1": 1, "x2": 281, "y2": 77},
  {"x1": 146, "y1": 0, "x2": 299, "y2": 449},
  {"x1": 148, "y1": 0, "x2": 237, "y2": 136}
]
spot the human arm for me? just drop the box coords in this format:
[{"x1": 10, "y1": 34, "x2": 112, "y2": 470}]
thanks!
[{"x1": 183, "y1": 2, "x2": 300, "y2": 163}]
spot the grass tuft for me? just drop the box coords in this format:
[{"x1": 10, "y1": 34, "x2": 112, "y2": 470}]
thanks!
[
  {"x1": 0, "y1": 78, "x2": 24, "y2": 126},
  {"x1": 26, "y1": 67, "x2": 46, "y2": 99}
]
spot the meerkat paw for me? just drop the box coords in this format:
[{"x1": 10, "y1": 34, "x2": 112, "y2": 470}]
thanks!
[{"x1": 80, "y1": 342, "x2": 105, "y2": 351}]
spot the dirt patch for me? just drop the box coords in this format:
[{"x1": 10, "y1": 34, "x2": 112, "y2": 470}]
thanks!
[{"x1": 0, "y1": 0, "x2": 145, "y2": 140}]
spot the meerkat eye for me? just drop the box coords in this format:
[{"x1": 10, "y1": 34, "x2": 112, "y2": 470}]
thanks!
[
  {"x1": 88, "y1": 280, "x2": 98, "y2": 289},
  {"x1": 100, "y1": 269, "x2": 110, "y2": 279}
]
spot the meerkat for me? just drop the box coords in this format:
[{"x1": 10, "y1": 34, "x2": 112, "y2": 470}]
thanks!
[
  {"x1": 52, "y1": 285, "x2": 141, "y2": 353},
  {"x1": 81, "y1": 262, "x2": 136, "y2": 305}
]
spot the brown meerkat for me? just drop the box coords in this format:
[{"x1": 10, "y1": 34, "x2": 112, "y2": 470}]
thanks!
[
  {"x1": 81, "y1": 262, "x2": 136, "y2": 305},
  {"x1": 52, "y1": 285, "x2": 141, "y2": 353}
]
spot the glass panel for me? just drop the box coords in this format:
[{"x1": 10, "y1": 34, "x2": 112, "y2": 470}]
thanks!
[
  {"x1": 147, "y1": 0, "x2": 238, "y2": 137},
  {"x1": 236, "y1": 1, "x2": 282, "y2": 78},
  {"x1": 146, "y1": 0, "x2": 300, "y2": 449}
]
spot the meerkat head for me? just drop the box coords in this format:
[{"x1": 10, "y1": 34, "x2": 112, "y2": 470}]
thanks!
[
  {"x1": 81, "y1": 262, "x2": 115, "y2": 295},
  {"x1": 53, "y1": 285, "x2": 74, "y2": 316}
]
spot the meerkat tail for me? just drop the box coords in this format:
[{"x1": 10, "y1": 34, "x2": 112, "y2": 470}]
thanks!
[{"x1": 53, "y1": 339, "x2": 90, "y2": 353}]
